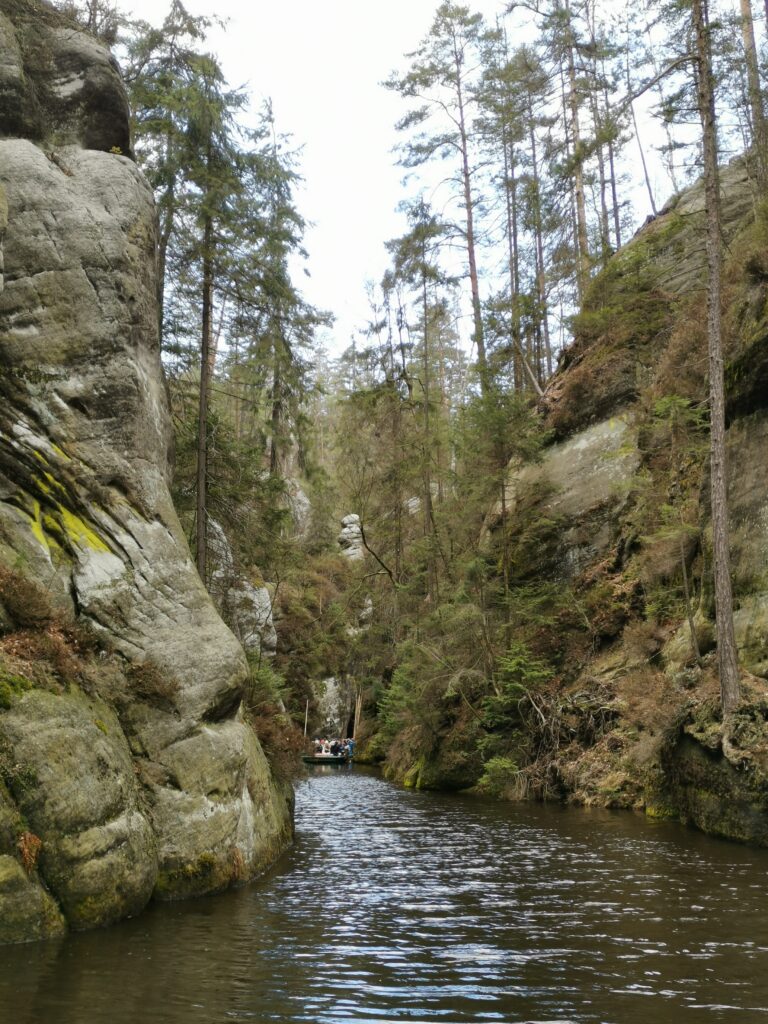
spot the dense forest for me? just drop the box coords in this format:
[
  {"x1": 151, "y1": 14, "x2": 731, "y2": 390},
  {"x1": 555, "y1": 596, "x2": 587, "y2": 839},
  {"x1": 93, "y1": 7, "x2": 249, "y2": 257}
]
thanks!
[{"x1": 56, "y1": 0, "x2": 768, "y2": 806}]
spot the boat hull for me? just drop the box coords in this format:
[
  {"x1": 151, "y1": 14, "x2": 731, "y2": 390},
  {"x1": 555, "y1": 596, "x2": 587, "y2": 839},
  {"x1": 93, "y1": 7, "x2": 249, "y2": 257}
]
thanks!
[{"x1": 302, "y1": 755, "x2": 350, "y2": 765}]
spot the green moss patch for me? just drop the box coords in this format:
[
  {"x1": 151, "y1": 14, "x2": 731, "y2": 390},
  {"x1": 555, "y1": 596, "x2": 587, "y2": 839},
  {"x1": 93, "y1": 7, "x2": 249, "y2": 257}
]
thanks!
[{"x1": 0, "y1": 669, "x2": 32, "y2": 710}]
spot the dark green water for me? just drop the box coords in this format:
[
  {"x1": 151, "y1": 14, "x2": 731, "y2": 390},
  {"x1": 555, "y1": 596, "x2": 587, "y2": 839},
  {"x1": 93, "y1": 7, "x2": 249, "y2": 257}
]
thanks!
[{"x1": 3, "y1": 767, "x2": 768, "y2": 1023}]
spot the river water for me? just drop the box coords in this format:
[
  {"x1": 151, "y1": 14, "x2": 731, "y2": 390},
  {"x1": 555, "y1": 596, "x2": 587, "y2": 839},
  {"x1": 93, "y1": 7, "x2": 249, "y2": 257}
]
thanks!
[{"x1": 3, "y1": 767, "x2": 768, "y2": 1024}]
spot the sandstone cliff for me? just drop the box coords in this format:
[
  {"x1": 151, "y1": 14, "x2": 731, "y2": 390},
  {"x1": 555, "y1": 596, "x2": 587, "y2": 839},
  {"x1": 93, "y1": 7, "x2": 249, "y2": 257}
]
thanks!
[
  {"x1": 0, "y1": 0, "x2": 291, "y2": 944},
  {"x1": 480, "y1": 156, "x2": 768, "y2": 843}
]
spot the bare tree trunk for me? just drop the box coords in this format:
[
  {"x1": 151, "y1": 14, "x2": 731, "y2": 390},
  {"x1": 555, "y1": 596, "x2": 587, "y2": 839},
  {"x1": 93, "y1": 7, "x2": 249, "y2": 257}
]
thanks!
[
  {"x1": 600, "y1": 53, "x2": 622, "y2": 249},
  {"x1": 631, "y1": 98, "x2": 658, "y2": 216},
  {"x1": 585, "y1": 0, "x2": 611, "y2": 260},
  {"x1": 527, "y1": 106, "x2": 552, "y2": 377},
  {"x1": 564, "y1": 0, "x2": 591, "y2": 299},
  {"x1": 692, "y1": 0, "x2": 740, "y2": 713},
  {"x1": 502, "y1": 133, "x2": 523, "y2": 390},
  {"x1": 269, "y1": 341, "x2": 282, "y2": 478},
  {"x1": 559, "y1": 63, "x2": 581, "y2": 306},
  {"x1": 593, "y1": 102, "x2": 612, "y2": 262},
  {"x1": 195, "y1": 209, "x2": 213, "y2": 582},
  {"x1": 453, "y1": 35, "x2": 487, "y2": 392},
  {"x1": 156, "y1": 132, "x2": 177, "y2": 341},
  {"x1": 421, "y1": 274, "x2": 435, "y2": 601},
  {"x1": 739, "y1": 0, "x2": 766, "y2": 181}
]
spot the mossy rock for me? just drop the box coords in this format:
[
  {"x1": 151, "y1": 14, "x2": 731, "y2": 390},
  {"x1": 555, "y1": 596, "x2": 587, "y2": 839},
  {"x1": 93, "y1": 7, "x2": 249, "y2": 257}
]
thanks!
[
  {"x1": 154, "y1": 851, "x2": 234, "y2": 900},
  {"x1": 660, "y1": 728, "x2": 768, "y2": 846},
  {"x1": 0, "y1": 854, "x2": 65, "y2": 943},
  {"x1": 0, "y1": 669, "x2": 32, "y2": 710}
]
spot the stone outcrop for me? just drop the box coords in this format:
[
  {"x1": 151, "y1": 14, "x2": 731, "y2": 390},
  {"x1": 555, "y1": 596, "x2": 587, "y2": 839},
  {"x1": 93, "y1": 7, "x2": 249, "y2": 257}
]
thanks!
[
  {"x1": 0, "y1": 1, "x2": 291, "y2": 943},
  {"x1": 468, "y1": 156, "x2": 768, "y2": 844},
  {"x1": 338, "y1": 514, "x2": 364, "y2": 561},
  {"x1": 314, "y1": 676, "x2": 355, "y2": 738},
  {"x1": 486, "y1": 413, "x2": 640, "y2": 578},
  {"x1": 208, "y1": 519, "x2": 278, "y2": 659}
]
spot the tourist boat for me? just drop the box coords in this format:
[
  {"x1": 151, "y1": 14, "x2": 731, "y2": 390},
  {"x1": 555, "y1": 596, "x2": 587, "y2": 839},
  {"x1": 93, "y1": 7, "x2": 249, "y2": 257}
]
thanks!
[{"x1": 301, "y1": 753, "x2": 351, "y2": 765}]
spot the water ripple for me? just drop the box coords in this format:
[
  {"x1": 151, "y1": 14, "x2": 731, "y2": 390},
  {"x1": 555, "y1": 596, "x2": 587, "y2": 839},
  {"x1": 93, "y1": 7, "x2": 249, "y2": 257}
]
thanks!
[{"x1": 3, "y1": 769, "x2": 768, "y2": 1023}]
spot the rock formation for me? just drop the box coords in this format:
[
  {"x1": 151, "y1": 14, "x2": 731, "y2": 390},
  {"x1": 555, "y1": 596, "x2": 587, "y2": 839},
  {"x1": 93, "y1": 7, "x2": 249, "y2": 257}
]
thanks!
[
  {"x1": 314, "y1": 676, "x2": 355, "y2": 738},
  {"x1": 208, "y1": 520, "x2": 278, "y2": 659},
  {"x1": 476, "y1": 156, "x2": 768, "y2": 843},
  {"x1": 338, "y1": 514, "x2": 364, "y2": 561},
  {"x1": 0, "y1": 0, "x2": 291, "y2": 944}
]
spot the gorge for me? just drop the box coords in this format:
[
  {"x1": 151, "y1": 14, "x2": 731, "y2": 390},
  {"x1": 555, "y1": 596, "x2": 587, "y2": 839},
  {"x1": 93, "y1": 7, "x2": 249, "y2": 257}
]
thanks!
[{"x1": 2, "y1": 0, "x2": 768, "y2": 960}]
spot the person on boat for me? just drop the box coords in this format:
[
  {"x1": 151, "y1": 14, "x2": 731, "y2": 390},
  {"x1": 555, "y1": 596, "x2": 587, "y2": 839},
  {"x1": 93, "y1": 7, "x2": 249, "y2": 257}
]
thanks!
[{"x1": 330, "y1": 740, "x2": 342, "y2": 756}]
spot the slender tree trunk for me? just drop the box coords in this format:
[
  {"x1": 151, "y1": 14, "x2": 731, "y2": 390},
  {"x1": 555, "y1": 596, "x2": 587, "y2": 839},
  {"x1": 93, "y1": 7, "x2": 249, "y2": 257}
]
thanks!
[
  {"x1": 269, "y1": 341, "x2": 282, "y2": 478},
  {"x1": 421, "y1": 276, "x2": 433, "y2": 550},
  {"x1": 502, "y1": 133, "x2": 523, "y2": 390},
  {"x1": 599, "y1": 51, "x2": 622, "y2": 249},
  {"x1": 435, "y1": 317, "x2": 447, "y2": 504},
  {"x1": 395, "y1": 296, "x2": 413, "y2": 400},
  {"x1": 739, "y1": 0, "x2": 766, "y2": 181},
  {"x1": 232, "y1": 335, "x2": 241, "y2": 442},
  {"x1": 593, "y1": 104, "x2": 611, "y2": 262},
  {"x1": 586, "y1": 0, "x2": 621, "y2": 251},
  {"x1": 453, "y1": 38, "x2": 487, "y2": 392},
  {"x1": 564, "y1": 0, "x2": 591, "y2": 299},
  {"x1": 528, "y1": 110, "x2": 552, "y2": 378},
  {"x1": 559, "y1": 63, "x2": 581, "y2": 305},
  {"x1": 586, "y1": 62, "x2": 611, "y2": 261},
  {"x1": 156, "y1": 133, "x2": 176, "y2": 341},
  {"x1": 196, "y1": 208, "x2": 213, "y2": 582},
  {"x1": 585, "y1": 3, "x2": 610, "y2": 260},
  {"x1": 692, "y1": 0, "x2": 740, "y2": 713},
  {"x1": 630, "y1": 98, "x2": 658, "y2": 216}
]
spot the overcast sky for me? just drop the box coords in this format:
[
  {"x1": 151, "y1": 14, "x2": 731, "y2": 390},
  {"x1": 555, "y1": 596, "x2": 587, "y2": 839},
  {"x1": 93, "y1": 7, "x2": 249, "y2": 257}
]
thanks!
[{"x1": 121, "y1": 0, "x2": 514, "y2": 355}]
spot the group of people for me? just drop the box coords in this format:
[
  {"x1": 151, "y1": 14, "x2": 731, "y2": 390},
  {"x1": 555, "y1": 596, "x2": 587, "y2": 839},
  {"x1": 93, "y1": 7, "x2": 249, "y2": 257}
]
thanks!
[{"x1": 313, "y1": 738, "x2": 355, "y2": 758}]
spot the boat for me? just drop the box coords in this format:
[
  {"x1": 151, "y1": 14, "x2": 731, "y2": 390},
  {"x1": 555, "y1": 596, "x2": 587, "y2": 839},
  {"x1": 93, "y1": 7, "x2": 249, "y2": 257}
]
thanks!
[{"x1": 302, "y1": 753, "x2": 351, "y2": 765}]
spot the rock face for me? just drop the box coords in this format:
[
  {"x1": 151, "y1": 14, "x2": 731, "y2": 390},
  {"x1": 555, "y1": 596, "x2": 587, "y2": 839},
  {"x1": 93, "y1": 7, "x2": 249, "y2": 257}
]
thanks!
[
  {"x1": 0, "y1": 0, "x2": 130, "y2": 154},
  {"x1": 486, "y1": 413, "x2": 639, "y2": 578},
  {"x1": 208, "y1": 519, "x2": 278, "y2": 659},
  {"x1": 461, "y1": 156, "x2": 768, "y2": 845},
  {"x1": 0, "y1": 1, "x2": 291, "y2": 943},
  {"x1": 338, "y1": 514, "x2": 364, "y2": 561},
  {"x1": 314, "y1": 676, "x2": 355, "y2": 738}
]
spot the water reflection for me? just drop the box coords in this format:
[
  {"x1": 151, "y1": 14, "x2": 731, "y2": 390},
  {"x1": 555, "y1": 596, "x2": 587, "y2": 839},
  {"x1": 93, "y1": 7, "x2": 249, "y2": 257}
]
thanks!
[{"x1": 3, "y1": 768, "x2": 768, "y2": 1023}]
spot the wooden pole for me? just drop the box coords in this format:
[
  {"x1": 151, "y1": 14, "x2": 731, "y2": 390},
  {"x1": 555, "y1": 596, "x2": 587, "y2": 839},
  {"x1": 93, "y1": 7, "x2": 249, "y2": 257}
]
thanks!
[
  {"x1": 303, "y1": 698, "x2": 309, "y2": 737},
  {"x1": 353, "y1": 692, "x2": 363, "y2": 740}
]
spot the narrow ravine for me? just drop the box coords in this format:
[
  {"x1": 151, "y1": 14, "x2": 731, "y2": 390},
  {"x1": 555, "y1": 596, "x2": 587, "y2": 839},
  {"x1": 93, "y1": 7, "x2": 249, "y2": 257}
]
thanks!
[{"x1": 3, "y1": 769, "x2": 768, "y2": 1023}]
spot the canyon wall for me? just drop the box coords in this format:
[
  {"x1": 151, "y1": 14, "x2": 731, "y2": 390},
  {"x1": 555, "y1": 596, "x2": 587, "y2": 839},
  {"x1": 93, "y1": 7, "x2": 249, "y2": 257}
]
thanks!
[{"x1": 0, "y1": 0, "x2": 291, "y2": 943}]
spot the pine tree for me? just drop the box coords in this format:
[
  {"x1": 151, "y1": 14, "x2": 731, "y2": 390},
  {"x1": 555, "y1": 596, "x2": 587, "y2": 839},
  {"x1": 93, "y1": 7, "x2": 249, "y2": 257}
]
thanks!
[
  {"x1": 385, "y1": 3, "x2": 490, "y2": 391},
  {"x1": 387, "y1": 200, "x2": 457, "y2": 598},
  {"x1": 54, "y1": 0, "x2": 120, "y2": 43},
  {"x1": 691, "y1": 0, "x2": 740, "y2": 713}
]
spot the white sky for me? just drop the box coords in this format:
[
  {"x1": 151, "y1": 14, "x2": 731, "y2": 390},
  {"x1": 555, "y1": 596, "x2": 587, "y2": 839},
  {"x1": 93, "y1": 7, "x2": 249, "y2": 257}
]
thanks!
[{"x1": 121, "y1": 0, "x2": 512, "y2": 355}]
